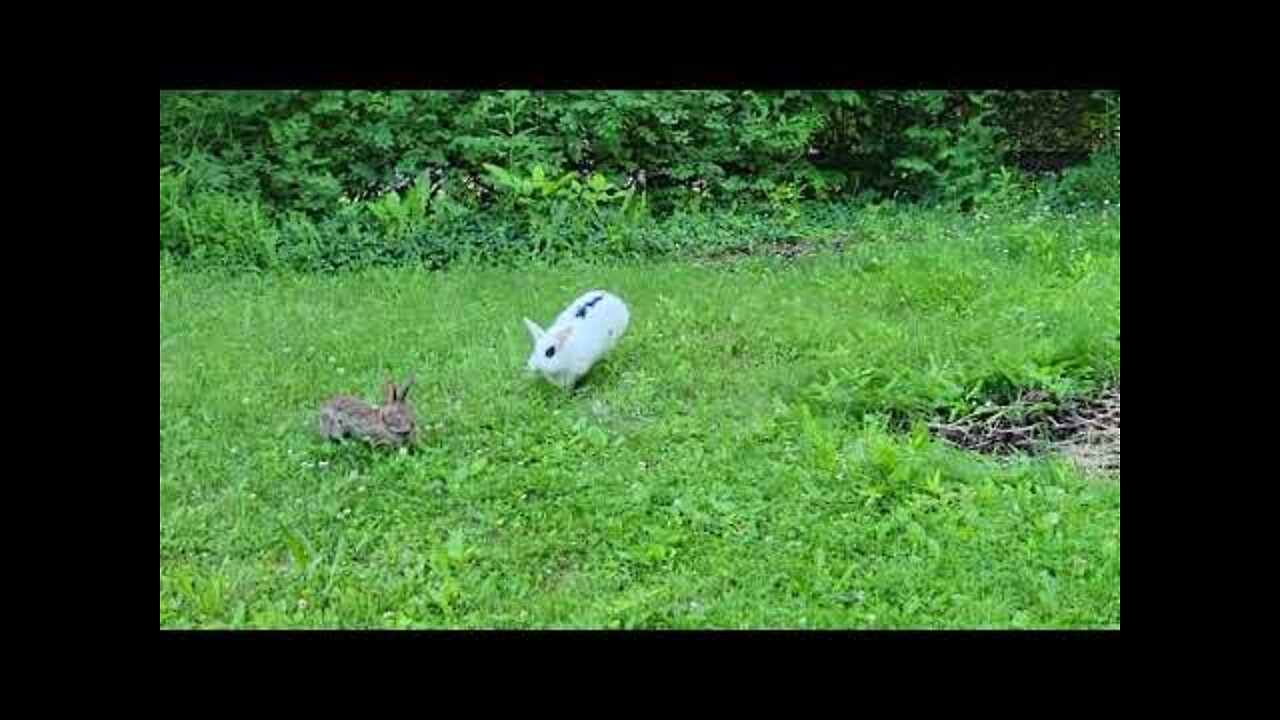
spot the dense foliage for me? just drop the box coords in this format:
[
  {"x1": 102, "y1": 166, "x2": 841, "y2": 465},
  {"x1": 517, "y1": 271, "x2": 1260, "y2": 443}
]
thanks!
[{"x1": 160, "y1": 90, "x2": 1119, "y2": 271}]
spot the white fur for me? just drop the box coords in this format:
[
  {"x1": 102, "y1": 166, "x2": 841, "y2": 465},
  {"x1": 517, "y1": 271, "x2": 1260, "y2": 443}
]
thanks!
[{"x1": 523, "y1": 290, "x2": 630, "y2": 389}]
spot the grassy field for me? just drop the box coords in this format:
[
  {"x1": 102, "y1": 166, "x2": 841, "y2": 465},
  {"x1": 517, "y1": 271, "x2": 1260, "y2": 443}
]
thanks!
[{"x1": 160, "y1": 206, "x2": 1120, "y2": 628}]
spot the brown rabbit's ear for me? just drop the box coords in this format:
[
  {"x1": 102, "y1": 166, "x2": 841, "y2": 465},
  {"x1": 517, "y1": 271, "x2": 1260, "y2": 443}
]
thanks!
[
  {"x1": 399, "y1": 374, "x2": 417, "y2": 401},
  {"x1": 383, "y1": 379, "x2": 397, "y2": 404}
]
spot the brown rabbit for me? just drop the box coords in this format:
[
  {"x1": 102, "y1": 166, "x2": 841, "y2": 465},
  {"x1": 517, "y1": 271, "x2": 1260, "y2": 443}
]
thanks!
[{"x1": 318, "y1": 375, "x2": 417, "y2": 447}]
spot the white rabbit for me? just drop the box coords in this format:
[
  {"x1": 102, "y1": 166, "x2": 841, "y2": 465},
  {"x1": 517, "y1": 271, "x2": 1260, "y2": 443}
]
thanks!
[{"x1": 523, "y1": 290, "x2": 630, "y2": 389}]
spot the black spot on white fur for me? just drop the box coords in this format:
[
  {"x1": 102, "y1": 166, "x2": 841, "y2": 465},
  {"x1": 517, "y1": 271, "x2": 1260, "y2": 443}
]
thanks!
[{"x1": 575, "y1": 294, "x2": 605, "y2": 319}]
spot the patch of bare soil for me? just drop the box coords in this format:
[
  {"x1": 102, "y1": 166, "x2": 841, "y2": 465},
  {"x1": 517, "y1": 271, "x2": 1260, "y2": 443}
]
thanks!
[
  {"x1": 928, "y1": 384, "x2": 1119, "y2": 478},
  {"x1": 701, "y1": 237, "x2": 848, "y2": 265}
]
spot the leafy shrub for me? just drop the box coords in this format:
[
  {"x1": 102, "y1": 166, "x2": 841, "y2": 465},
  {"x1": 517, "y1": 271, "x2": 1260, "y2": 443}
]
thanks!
[
  {"x1": 159, "y1": 90, "x2": 1119, "y2": 272},
  {"x1": 1041, "y1": 153, "x2": 1120, "y2": 209},
  {"x1": 160, "y1": 91, "x2": 1117, "y2": 214},
  {"x1": 160, "y1": 167, "x2": 278, "y2": 269}
]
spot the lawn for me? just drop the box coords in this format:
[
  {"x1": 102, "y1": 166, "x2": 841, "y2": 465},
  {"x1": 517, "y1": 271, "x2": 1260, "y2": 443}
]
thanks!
[{"x1": 160, "y1": 207, "x2": 1120, "y2": 628}]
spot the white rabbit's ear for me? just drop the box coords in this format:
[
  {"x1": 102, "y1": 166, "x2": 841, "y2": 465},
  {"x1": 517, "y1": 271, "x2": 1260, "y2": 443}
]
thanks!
[{"x1": 523, "y1": 317, "x2": 545, "y2": 341}]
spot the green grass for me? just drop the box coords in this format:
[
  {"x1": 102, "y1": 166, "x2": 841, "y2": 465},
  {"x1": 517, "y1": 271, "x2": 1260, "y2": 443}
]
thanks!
[{"x1": 160, "y1": 205, "x2": 1120, "y2": 628}]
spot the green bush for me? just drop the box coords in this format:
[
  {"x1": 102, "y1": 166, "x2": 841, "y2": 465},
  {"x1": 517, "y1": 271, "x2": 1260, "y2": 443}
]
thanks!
[
  {"x1": 1042, "y1": 153, "x2": 1120, "y2": 209},
  {"x1": 161, "y1": 91, "x2": 1116, "y2": 212},
  {"x1": 160, "y1": 168, "x2": 279, "y2": 269},
  {"x1": 159, "y1": 90, "x2": 1119, "y2": 272}
]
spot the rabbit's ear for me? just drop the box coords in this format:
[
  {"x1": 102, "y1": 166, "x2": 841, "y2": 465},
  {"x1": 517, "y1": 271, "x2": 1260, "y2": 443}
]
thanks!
[
  {"x1": 523, "y1": 317, "x2": 545, "y2": 342},
  {"x1": 553, "y1": 326, "x2": 574, "y2": 347},
  {"x1": 399, "y1": 374, "x2": 417, "y2": 400},
  {"x1": 383, "y1": 379, "x2": 397, "y2": 404}
]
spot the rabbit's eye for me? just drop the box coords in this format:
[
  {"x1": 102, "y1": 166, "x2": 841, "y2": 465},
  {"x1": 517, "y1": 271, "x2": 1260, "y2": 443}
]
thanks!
[{"x1": 544, "y1": 346, "x2": 556, "y2": 358}]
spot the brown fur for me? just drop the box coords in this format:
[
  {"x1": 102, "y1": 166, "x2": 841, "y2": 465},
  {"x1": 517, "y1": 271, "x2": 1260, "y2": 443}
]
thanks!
[{"x1": 318, "y1": 375, "x2": 417, "y2": 447}]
